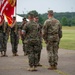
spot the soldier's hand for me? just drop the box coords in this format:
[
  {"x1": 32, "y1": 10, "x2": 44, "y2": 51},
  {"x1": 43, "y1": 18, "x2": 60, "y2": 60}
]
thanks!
[{"x1": 45, "y1": 41, "x2": 47, "y2": 44}]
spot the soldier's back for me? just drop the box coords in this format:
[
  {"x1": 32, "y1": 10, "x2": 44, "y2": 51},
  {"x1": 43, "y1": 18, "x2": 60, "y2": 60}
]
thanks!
[
  {"x1": 25, "y1": 21, "x2": 40, "y2": 41},
  {"x1": 44, "y1": 17, "x2": 60, "y2": 42}
]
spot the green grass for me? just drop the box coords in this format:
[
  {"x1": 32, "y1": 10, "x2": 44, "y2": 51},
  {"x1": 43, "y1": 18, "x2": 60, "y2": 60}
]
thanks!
[
  {"x1": 19, "y1": 26, "x2": 75, "y2": 50},
  {"x1": 59, "y1": 26, "x2": 75, "y2": 50}
]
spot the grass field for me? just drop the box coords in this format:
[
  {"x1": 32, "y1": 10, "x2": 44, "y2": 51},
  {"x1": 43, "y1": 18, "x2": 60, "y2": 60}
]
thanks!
[
  {"x1": 59, "y1": 26, "x2": 75, "y2": 50},
  {"x1": 19, "y1": 26, "x2": 75, "y2": 50}
]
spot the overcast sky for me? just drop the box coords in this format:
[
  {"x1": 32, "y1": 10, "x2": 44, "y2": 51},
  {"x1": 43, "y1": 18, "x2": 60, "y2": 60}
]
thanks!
[{"x1": 17, "y1": 0, "x2": 75, "y2": 14}]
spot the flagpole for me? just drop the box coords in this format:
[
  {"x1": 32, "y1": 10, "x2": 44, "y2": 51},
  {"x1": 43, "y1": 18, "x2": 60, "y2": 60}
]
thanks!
[
  {"x1": 15, "y1": 0, "x2": 17, "y2": 33},
  {"x1": 14, "y1": 0, "x2": 17, "y2": 17}
]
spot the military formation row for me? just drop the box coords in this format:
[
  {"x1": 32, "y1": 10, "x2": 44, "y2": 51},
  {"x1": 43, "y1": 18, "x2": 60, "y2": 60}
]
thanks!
[{"x1": 0, "y1": 10, "x2": 62, "y2": 71}]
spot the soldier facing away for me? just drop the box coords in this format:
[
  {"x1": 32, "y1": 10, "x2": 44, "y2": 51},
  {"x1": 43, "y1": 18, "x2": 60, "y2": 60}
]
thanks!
[
  {"x1": 0, "y1": 19, "x2": 9, "y2": 57},
  {"x1": 43, "y1": 10, "x2": 62, "y2": 70},
  {"x1": 33, "y1": 15, "x2": 42, "y2": 66},
  {"x1": 22, "y1": 12, "x2": 41, "y2": 71}
]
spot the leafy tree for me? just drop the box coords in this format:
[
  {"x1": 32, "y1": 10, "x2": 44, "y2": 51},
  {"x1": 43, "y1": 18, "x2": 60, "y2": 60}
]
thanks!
[
  {"x1": 61, "y1": 16, "x2": 68, "y2": 26},
  {"x1": 71, "y1": 17, "x2": 75, "y2": 26},
  {"x1": 18, "y1": 11, "x2": 75, "y2": 26},
  {"x1": 38, "y1": 14, "x2": 44, "y2": 24}
]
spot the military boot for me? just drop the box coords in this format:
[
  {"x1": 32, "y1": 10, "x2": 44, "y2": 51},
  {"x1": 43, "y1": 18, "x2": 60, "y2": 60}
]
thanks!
[
  {"x1": 37, "y1": 63, "x2": 42, "y2": 67},
  {"x1": 1, "y1": 52, "x2": 3, "y2": 57},
  {"x1": 27, "y1": 67, "x2": 33, "y2": 71},
  {"x1": 24, "y1": 52, "x2": 27, "y2": 56},
  {"x1": 48, "y1": 65, "x2": 57, "y2": 70},
  {"x1": 3, "y1": 51, "x2": 8, "y2": 57},
  {"x1": 13, "y1": 53, "x2": 16, "y2": 56},
  {"x1": 31, "y1": 66, "x2": 37, "y2": 71},
  {"x1": 27, "y1": 66, "x2": 37, "y2": 71},
  {"x1": 15, "y1": 53, "x2": 19, "y2": 56}
]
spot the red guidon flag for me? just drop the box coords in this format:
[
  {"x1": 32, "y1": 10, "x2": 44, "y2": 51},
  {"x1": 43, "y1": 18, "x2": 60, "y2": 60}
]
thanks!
[
  {"x1": 0, "y1": 0, "x2": 4, "y2": 24},
  {"x1": 0, "y1": 0, "x2": 16, "y2": 26}
]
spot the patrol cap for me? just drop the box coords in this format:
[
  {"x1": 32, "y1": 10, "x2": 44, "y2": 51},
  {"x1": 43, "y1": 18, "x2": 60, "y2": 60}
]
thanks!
[
  {"x1": 48, "y1": 10, "x2": 53, "y2": 15},
  {"x1": 28, "y1": 12, "x2": 34, "y2": 16},
  {"x1": 34, "y1": 15, "x2": 39, "y2": 18},
  {"x1": 23, "y1": 17, "x2": 27, "y2": 21}
]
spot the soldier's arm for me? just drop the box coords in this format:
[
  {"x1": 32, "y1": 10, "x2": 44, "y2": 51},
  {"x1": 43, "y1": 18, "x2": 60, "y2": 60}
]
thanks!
[
  {"x1": 58, "y1": 22, "x2": 62, "y2": 39},
  {"x1": 6, "y1": 24, "x2": 10, "y2": 39},
  {"x1": 10, "y1": 20, "x2": 16, "y2": 28},
  {"x1": 22, "y1": 24, "x2": 27, "y2": 36},
  {"x1": 0, "y1": 19, "x2": 4, "y2": 26},
  {"x1": 42, "y1": 21, "x2": 48, "y2": 42},
  {"x1": 18, "y1": 25, "x2": 22, "y2": 39},
  {"x1": 38, "y1": 24, "x2": 42, "y2": 36}
]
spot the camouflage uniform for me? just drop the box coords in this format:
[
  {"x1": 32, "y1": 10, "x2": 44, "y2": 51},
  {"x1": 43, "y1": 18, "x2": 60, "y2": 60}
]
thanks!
[
  {"x1": 10, "y1": 23, "x2": 19, "y2": 55},
  {"x1": 19, "y1": 18, "x2": 27, "y2": 55},
  {"x1": 43, "y1": 16, "x2": 62, "y2": 67},
  {"x1": 0, "y1": 21, "x2": 9, "y2": 56},
  {"x1": 0, "y1": 24, "x2": 4, "y2": 54},
  {"x1": 36, "y1": 23, "x2": 42, "y2": 65},
  {"x1": 33, "y1": 15, "x2": 42, "y2": 65},
  {"x1": 23, "y1": 21, "x2": 40, "y2": 68}
]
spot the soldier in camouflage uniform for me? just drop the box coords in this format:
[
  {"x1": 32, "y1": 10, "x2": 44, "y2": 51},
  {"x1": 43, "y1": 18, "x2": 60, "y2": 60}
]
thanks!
[
  {"x1": 10, "y1": 16, "x2": 19, "y2": 56},
  {"x1": 19, "y1": 17, "x2": 28, "y2": 56},
  {"x1": 33, "y1": 15, "x2": 42, "y2": 66},
  {"x1": 0, "y1": 19, "x2": 9, "y2": 57},
  {"x1": 43, "y1": 10, "x2": 62, "y2": 70},
  {"x1": 0, "y1": 19, "x2": 4, "y2": 56},
  {"x1": 22, "y1": 12, "x2": 40, "y2": 71}
]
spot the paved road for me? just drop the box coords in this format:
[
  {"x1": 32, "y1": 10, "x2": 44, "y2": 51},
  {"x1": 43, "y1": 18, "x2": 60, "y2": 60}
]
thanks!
[{"x1": 0, "y1": 43, "x2": 75, "y2": 75}]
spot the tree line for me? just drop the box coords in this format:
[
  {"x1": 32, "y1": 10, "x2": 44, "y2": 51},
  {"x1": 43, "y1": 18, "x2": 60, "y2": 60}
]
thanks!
[{"x1": 18, "y1": 10, "x2": 75, "y2": 26}]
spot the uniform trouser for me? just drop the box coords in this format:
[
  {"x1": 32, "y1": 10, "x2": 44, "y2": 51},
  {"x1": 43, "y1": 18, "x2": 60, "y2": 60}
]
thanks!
[
  {"x1": 38, "y1": 50, "x2": 41, "y2": 63},
  {"x1": 10, "y1": 33, "x2": 19, "y2": 54},
  {"x1": 22, "y1": 39, "x2": 27, "y2": 53},
  {"x1": 46, "y1": 41, "x2": 59, "y2": 66},
  {"x1": 38, "y1": 41, "x2": 42, "y2": 63},
  {"x1": 26, "y1": 41, "x2": 41, "y2": 67},
  {"x1": 0, "y1": 33, "x2": 3, "y2": 52},
  {"x1": 3, "y1": 33, "x2": 8, "y2": 52}
]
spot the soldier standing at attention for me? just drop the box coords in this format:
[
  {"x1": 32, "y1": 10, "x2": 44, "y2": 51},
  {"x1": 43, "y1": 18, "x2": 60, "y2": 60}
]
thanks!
[
  {"x1": 19, "y1": 17, "x2": 28, "y2": 56},
  {"x1": 33, "y1": 15, "x2": 42, "y2": 66},
  {"x1": 43, "y1": 10, "x2": 62, "y2": 70},
  {"x1": 0, "y1": 19, "x2": 8, "y2": 57},
  {"x1": 2, "y1": 20, "x2": 9, "y2": 57},
  {"x1": 10, "y1": 16, "x2": 19, "y2": 56},
  {"x1": 22, "y1": 12, "x2": 40, "y2": 71},
  {"x1": 0, "y1": 19, "x2": 4, "y2": 57}
]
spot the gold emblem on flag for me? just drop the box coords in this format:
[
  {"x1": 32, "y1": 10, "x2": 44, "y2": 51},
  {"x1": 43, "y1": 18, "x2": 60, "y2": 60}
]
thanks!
[{"x1": 8, "y1": 0, "x2": 16, "y2": 7}]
